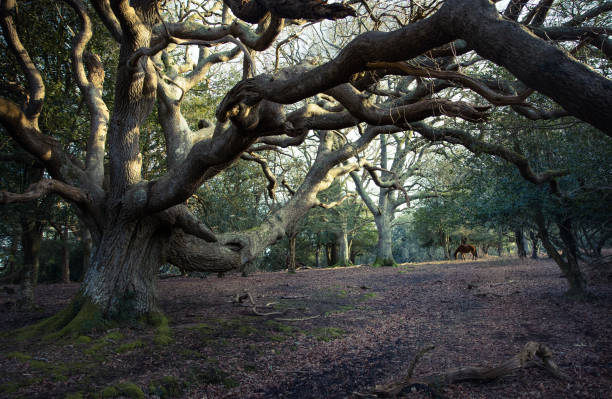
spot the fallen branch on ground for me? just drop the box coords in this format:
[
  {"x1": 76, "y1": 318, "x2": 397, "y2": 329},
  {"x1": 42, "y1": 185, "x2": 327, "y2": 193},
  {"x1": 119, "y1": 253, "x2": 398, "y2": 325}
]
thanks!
[{"x1": 362, "y1": 341, "x2": 568, "y2": 397}]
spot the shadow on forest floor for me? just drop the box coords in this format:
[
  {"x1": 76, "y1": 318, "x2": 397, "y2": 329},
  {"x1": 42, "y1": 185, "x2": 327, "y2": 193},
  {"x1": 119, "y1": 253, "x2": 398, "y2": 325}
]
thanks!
[{"x1": 1, "y1": 256, "x2": 611, "y2": 398}]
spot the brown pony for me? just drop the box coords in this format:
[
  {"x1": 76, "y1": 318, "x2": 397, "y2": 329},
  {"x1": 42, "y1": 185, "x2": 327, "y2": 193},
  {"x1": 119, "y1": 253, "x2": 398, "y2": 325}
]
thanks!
[{"x1": 454, "y1": 244, "x2": 478, "y2": 260}]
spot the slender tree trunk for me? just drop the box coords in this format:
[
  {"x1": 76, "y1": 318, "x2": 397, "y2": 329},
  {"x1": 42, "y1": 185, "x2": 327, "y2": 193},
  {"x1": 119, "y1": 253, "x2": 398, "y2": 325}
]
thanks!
[
  {"x1": 557, "y1": 218, "x2": 587, "y2": 295},
  {"x1": 334, "y1": 228, "x2": 350, "y2": 266},
  {"x1": 287, "y1": 232, "x2": 297, "y2": 273},
  {"x1": 440, "y1": 230, "x2": 451, "y2": 260},
  {"x1": 315, "y1": 244, "x2": 320, "y2": 267},
  {"x1": 79, "y1": 223, "x2": 92, "y2": 282},
  {"x1": 18, "y1": 221, "x2": 42, "y2": 310},
  {"x1": 374, "y1": 214, "x2": 395, "y2": 266},
  {"x1": 529, "y1": 231, "x2": 539, "y2": 259},
  {"x1": 328, "y1": 243, "x2": 337, "y2": 266},
  {"x1": 4, "y1": 235, "x2": 19, "y2": 282},
  {"x1": 60, "y1": 227, "x2": 71, "y2": 283},
  {"x1": 497, "y1": 228, "x2": 504, "y2": 256},
  {"x1": 515, "y1": 229, "x2": 527, "y2": 259}
]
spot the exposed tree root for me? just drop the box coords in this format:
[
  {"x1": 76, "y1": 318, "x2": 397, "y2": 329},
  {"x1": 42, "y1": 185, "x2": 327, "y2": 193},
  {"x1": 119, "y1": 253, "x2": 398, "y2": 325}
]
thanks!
[
  {"x1": 8, "y1": 294, "x2": 171, "y2": 342},
  {"x1": 11, "y1": 295, "x2": 110, "y2": 340},
  {"x1": 362, "y1": 342, "x2": 568, "y2": 398}
]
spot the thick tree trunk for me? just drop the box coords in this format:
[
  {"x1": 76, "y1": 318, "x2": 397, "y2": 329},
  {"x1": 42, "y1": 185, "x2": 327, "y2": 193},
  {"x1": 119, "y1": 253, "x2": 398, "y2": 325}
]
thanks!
[
  {"x1": 374, "y1": 214, "x2": 395, "y2": 266},
  {"x1": 515, "y1": 229, "x2": 527, "y2": 259},
  {"x1": 80, "y1": 218, "x2": 166, "y2": 318}
]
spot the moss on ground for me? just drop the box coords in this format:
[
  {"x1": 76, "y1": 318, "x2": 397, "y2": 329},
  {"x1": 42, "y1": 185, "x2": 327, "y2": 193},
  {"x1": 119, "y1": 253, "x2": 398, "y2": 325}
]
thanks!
[
  {"x1": 7, "y1": 350, "x2": 73, "y2": 382},
  {"x1": 75, "y1": 335, "x2": 93, "y2": 344},
  {"x1": 148, "y1": 376, "x2": 184, "y2": 398},
  {"x1": 310, "y1": 327, "x2": 345, "y2": 342},
  {"x1": 117, "y1": 339, "x2": 144, "y2": 353},
  {"x1": 189, "y1": 366, "x2": 239, "y2": 389},
  {"x1": 143, "y1": 313, "x2": 173, "y2": 346},
  {"x1": 6, "y1": 351, "x2": 32, "y2": 361},
  {"x1": 372, "y1": 257, "x2": 397, "y2": 267},
  {"x1": 14, "y1": 295, "x2": 112, "y2": 341},
  {"x1": 100, "y1": 382, "x2": 144, "y2": 398}
]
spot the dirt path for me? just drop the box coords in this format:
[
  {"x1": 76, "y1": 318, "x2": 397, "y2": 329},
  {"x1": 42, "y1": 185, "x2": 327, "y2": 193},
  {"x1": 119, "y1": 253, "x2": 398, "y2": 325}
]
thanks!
[{"x1": 1, "y1": 257, "x2": 611, "y2": 398}]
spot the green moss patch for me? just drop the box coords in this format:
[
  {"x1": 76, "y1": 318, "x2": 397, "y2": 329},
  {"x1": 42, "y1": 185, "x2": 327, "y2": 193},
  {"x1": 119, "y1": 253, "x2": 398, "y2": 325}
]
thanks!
[
  {"x1": 148, "y1": 376, "x2": 184, "y2": 398},
  {"x1": 189, "y1": 366, "x2": 239, "y2": 389},
  {"x1": 14, "y1": 295, "x2": 112, "y2": 341},
  {"x1": 117, "y1": 339, "x2": 144, "y2": 353},
  {"x1": 100, "y1": 382, "x2": 144, "y2": 399},
  {"x1": 310, "y1": 327, "x2": 345, "y2": 342},
  {"x1": 143, "y1": 313, "x2": 173, "y2": 346},
  {"x1": 75, "y1": 336, "x2": 93, "y2": 344},
  {"x1": 372, "y1": 258, "x2": 397, "y2": 267},
  {"x1": 6, "y1": 351, "x2": 32, "y2": 361}
]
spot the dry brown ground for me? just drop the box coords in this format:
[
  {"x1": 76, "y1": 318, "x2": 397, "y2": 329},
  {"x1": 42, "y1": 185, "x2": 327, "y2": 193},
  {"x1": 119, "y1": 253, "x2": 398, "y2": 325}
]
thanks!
[{"x1": 0, "y1": 256, "x2": 611, "y2": 399}]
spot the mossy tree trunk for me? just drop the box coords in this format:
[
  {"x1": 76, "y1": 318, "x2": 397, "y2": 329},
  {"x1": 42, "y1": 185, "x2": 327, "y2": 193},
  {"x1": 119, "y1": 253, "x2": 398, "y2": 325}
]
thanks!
[{"x1": 80, "y1": 217, "x2": 166, "y2": 319}]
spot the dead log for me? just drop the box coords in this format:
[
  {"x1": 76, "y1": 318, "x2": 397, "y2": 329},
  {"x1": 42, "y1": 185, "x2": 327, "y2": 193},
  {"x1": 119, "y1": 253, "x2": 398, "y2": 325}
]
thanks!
[{"x1": 371, "y1": 342, "x2": 568, "y2": 397}]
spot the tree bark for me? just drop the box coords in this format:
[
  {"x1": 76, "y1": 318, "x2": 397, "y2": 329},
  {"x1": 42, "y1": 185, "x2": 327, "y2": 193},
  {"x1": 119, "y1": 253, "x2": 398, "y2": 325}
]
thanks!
[
  {"x1": 515, "y1": 229, "x2": 527, "y2": 259},
  {"x1": 59, "y1": 226, "x2": 71, "y2": 283},
  {"x1": 80, "y1": 218, "x2": 166, "y2": 317},
  {"x1": 529, "y1": 231, "x2": 539, "y2": 259},
  {"x1": 374, "y1": 213, "x2": 395, "y2": 266},
  {"x1": 535, "y1": 212, "x2": 587, "y2": 296},
  {"x1": 18, "y1": 220, "x2": 42, "y2": 310},
  {"x1": 334, "y1": 223, "x2": 350, "y2": 266},
  {"x1": 287, "y1": 232, "x2": 297, "y2": 273}
]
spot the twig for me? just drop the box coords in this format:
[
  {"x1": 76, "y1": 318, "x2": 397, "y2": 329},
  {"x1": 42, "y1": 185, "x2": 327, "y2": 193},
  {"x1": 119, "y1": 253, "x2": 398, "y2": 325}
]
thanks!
[{"x1": 275, "y1": 315, "x2": 321, "y2": 322}]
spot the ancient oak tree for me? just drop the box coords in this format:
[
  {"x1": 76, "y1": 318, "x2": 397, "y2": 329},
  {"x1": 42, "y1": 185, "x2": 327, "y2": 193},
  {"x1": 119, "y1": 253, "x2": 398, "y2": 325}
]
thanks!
[{"x1": 0, "y1": 0, "x2": 610, "y2": 333}]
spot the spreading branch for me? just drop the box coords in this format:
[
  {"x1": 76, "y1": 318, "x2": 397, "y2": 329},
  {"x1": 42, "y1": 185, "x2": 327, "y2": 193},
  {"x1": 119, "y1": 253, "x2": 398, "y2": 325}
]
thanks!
[{"x1": 0, "y1": 179, "x2": 90, "y2": 206}]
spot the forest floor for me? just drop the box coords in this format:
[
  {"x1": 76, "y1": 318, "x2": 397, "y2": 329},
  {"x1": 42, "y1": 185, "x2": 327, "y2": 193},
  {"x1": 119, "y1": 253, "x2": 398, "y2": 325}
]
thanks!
[{"x1": 0, "y1": 256, "x2": 611, "y2": 399}]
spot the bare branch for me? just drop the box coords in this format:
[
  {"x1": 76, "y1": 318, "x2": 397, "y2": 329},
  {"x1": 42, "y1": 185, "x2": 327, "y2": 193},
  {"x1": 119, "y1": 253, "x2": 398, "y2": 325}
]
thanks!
[
  {"x1": 0, "y1": 0, "x2": 45, "y2": 121},
  {"x1": 222, "y1": 0, "x2": 355, "y2": 24},
  {"x1": 63, "y1": 0, "x2": 109, "y2": 187},
  {"x1": 410, "y1": 122, "x2": 569, "y2": 185},
  {"x1": 91, "y1": 0, "x2": 123, "y2": 42},
  {"x1": 318, "y1": 193, "x2": 355, "y2": 209},
  {"x1": 241, "y1": 153, "x2": 278, "y2": 200},
  {"x1": 367, "y1": 61, "x2": 533, "y2": 106},
  {"x1": 0, "y1": 179, "x2": 90, "y2": 205},
  {"x1": 564, "y1": 2, "x2": 612, "y2": 27}
]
